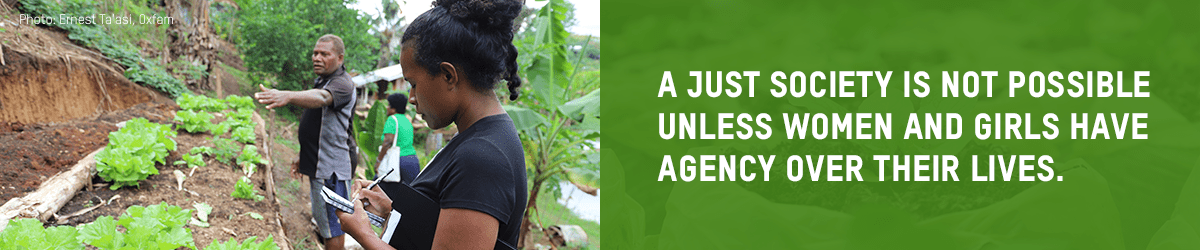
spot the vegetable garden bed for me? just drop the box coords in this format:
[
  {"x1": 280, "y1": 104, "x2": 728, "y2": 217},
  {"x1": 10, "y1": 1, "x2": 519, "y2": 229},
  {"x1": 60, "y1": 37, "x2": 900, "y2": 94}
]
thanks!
[{"x1": 0, "y1": 95, "x2": 290, "y2": 249}]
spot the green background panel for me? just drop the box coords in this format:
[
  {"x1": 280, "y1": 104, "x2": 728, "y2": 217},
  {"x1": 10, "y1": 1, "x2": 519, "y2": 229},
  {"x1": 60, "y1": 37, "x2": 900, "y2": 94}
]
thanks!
[{"x1": 602, "y1": 0, "x2": 1200, "y2": 249}]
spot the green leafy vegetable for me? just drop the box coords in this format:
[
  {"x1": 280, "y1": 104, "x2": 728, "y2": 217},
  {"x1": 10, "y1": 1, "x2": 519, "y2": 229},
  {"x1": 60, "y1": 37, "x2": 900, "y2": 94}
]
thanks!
[
  {"x1": 190, "y1": 146, "x2": 215, "y2": 156},
  {"x1": 173, "y1": 154, "x2": 205, "y2": 168},
  {"x1": 212, "y1": 138, "x2": 240, "y2": 164},
  {"x1": 177, "y1": 94, "x2": 226, "y2": 112},
  {"x1": 174, "y1": 110, "x2": 214, "y2": 133},
  {"x1": 77, "y1": 202, "x2": 196, "y2": 250},
  {"x1": 76, "y1": 216, "x2": 121, "y2": 249},
  {"x1": 225, "y1": 95, "x2": 256, "y2": 112},
  {"x1": 205, "y1": 235, "x2": 279, "y2": 250},
  {"x1": 232, "y1": 126, "x2": 257, "y2": 144},
  {"x1": 232, "y1": 177, "x2": 264, "y2": 202},
  {"x1": 230, "y1": 108, "x2": 254, "y2": 121},
  {"x1": 96, "y1": 118, "x2": 177, "y2": 189},
  {"x1": 0, "y1": 218, "x2": 83, "y2": 249},
  {"x1": 209, "y1": 122, "x2": 232, "y2": 136},
  {"x1": 237, "y1": 145, "x2": 266, "y2": 176}
]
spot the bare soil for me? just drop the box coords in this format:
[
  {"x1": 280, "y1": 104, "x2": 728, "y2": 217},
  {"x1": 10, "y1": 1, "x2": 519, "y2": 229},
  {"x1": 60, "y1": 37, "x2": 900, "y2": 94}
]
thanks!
[{"x1": 0, "y1": 102, "x2": 175, "y2": 202}]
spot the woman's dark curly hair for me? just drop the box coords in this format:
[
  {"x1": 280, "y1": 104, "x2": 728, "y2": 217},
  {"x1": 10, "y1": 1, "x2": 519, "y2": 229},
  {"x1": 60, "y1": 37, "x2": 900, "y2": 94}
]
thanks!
[
  {"x1": 387, "y1": 93, "x2": 408, "y2": 114},
  {"x1": 401, "y1": 0, "x2": 524, "y2": 100}
]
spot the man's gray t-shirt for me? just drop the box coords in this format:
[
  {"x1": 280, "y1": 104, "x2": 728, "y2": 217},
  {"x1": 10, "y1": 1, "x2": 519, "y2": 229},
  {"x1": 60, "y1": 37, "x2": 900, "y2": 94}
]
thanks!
[{"x1": 297, "y1": 66, "x2": 356, "y2": 180}]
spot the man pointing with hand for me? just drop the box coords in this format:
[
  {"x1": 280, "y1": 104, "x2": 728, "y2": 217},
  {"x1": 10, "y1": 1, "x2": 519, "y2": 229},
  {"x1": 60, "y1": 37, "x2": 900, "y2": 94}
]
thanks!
[{"x1": 255, "y1": 34, "x2": 357, "y2": 250}]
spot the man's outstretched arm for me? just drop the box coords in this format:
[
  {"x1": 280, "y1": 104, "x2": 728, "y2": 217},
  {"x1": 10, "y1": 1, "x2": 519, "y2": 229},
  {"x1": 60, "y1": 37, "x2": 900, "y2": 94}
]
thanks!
[{"x1": 254, "y1": 84, "x2": 333, "y2": 109}]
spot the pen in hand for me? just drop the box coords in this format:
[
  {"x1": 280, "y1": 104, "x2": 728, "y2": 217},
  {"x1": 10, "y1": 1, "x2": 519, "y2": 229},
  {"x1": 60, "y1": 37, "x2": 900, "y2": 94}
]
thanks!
[{"x1": 356, "y1": 168, "x2": 394, "y2": 207}]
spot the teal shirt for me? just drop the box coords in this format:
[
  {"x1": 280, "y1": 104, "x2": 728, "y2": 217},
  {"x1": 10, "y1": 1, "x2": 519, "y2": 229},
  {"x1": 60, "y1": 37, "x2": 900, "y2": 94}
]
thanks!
[{"x1": 381, "y1": 114, "x2": 417, "y2": 156}]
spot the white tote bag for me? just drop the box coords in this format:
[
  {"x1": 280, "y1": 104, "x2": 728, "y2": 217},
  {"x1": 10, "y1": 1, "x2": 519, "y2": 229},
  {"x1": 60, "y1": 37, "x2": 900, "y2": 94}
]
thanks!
[{"x1": 377, "y1": 116, "x2": 403, "y2": 182}]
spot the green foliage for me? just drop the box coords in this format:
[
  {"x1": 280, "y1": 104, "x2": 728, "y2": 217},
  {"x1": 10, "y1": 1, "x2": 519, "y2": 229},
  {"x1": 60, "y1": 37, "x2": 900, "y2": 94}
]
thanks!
[
  {"x1": 17, "y1": 0, "x2": 188, "y2": 98},
  {"x1": 212, "y1": 138, "x2": 241, "y2": 164},
  {"x1": 230, "y1": 108, "x2": 255, "y2": 122},
  {"x1": 210, "y1": 122, "x2": 232, "y2": 136},
  {"x1": 237, "y1": 145, "x2": 266, "y2": 176},
  {"x1": 516, "y1": 0, "x2": 573, "y2": 108},
  {"x1": 0, "y1": 218, "x2": 83, "y2": 249},
  {"x1": 232, "y1": 176, "x2": 264, "y2": 201},
  {"x1": 77, "y1": 202, "x2": 196, "y2": 250},
  {"x1": 173, "y1": 153, "x2": 206, "y2": 168},
  {"x1": 190, "y1": 146, "x2": 215, "y2": 156},
  {"x1": 236, "y1": 0, "x2": 380, "y2": 91},
  {"x1": 175, "y1": 110, "x2": 215, "y2": 133},
  {"x1": 205, "y1": 235, "x2": 279, "y2": 250},
  {"x1": 506, "y1": 0, "x2": 602, "y2": 243},
  {"x1": 95, "y1": 118, "x2": 177, "y2": 190},
  {"x1": 177, "y1": 94, "x2": 227, "y2": 112},
  {"x1": 219, "y1": 108, "x2": 256, "y2": 140},
  {"x1": 566, "y1": 35, "x2": 601, "y2": 70},
  {"x1": 354, "y1": 100, "x2": 389, "y2": 179},
  {"x1": 226, "y1": 95, "x2": 257, "y2": 111},
  {"x1": 210, "y1": 1, "x2": 240, "y2": 41},
  {"x1": 98, "y1": 0, "x2": 169, "y2": 59},
  {"x1": 232, "y1": 126, "x2": 257, "y2": 144},
  {"x1": 169, "y1": 58, "x2": 210, "y2": 80}
]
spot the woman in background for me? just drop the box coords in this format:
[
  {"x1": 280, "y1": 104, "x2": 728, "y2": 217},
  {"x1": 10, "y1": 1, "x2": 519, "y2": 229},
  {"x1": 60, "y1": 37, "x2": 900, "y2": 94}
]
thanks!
[{"x1": 375, "y1": 93, "x2": 419, "y2": 184}]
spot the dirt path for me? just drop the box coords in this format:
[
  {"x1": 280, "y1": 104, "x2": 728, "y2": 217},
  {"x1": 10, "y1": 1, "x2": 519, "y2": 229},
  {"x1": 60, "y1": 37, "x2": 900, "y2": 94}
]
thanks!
[{"x1": 265, "y1": 113, "x2": 322, "y2": 249}]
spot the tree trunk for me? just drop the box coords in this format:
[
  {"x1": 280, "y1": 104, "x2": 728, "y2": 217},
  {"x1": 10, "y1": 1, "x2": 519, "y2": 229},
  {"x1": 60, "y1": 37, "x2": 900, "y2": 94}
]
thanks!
[
  {"x1": 0, "y1": 148, "x2": 102, "y2": 230},
  {"x1": 519, "y1": 177, "x2": 545, "y2": 249},
  {"x1": 376, "y1": 47, "x2": 392, "y2": 69},
  {"x1": 376, "y1": 34, "x2": 393, "y2": 69}
]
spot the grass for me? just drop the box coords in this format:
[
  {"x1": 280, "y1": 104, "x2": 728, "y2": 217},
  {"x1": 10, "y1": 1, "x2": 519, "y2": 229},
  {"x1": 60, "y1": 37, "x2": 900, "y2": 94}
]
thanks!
[
  {"x1": 291, "y1": 235, "x2": 316, "y2": 250},
  {"x1": 275, "y1": 178, "x2": 301, "y2": 203},
  {"x1": 532, "y1": 191, "x2": 600, "y2": 249},
  {"x1": 275, "y1": 135, "x2": 300, "y2": 152},
  {"x1": 219, "y1": 62, "x2": 256, "y2": 94}
]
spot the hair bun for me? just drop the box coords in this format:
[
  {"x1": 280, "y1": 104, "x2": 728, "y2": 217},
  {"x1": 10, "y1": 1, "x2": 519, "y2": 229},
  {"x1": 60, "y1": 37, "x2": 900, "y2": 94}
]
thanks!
[{"x1": 438, "y1": 0, "x2": 523, "y2": 31}]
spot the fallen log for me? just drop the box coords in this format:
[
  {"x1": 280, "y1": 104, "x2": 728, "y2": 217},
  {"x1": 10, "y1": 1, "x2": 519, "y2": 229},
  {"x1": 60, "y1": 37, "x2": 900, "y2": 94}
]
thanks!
[{"x1": 0, "y1": 148, "x2": 102, "y2": 230}]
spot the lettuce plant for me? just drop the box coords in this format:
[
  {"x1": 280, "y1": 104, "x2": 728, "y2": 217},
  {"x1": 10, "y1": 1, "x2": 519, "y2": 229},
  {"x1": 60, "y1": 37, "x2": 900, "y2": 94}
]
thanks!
[
  {"x1": 237, "y1": 145, "x2": 266, "y2": 176},
  {"x1": 76, "y1": 202, "x2": 196, "y2": 250},
  {"x1": 225, "y1": 95, "x2": 256, "y2": 112},
  {"x1": 174, "y1": 110, "x2": 213, "y2": 133},
  {"x1": 173, "y1": 153, "x2": 205, "y2": 168},
  {"x1": 232, "y1": 126, "x2": 256, "y2": 144},
  {"x1": 190, "y1": 146, "x2": 215, "y2": 156},
  {"x1": 231, "y1": 176, "x2": 264, "y2": 201},
  {"x1": 0, "y1": 218, "x2": 83, "y2": 249},
  {"x1": 177, "y1": 94, "x2": 226, "y2": 112},
  {"x1": 96, "y1": 118, "x2": 177, "y2": 189}
]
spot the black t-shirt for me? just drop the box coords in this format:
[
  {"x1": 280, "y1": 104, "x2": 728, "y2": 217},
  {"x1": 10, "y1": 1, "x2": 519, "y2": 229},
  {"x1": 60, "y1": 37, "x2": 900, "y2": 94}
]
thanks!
[
  {"x1": 405, "y1": 114, "x2": 527, "y2": 249},
  {"x1": 297, "y1": 66, "x2": 356, "y2": 178}
]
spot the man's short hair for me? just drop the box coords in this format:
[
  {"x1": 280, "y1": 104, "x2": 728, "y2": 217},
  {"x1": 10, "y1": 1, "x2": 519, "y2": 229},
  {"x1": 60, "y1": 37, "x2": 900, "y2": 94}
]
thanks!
[{"x1": 317, "y1": 34, "x2": 345, "y2": 56}]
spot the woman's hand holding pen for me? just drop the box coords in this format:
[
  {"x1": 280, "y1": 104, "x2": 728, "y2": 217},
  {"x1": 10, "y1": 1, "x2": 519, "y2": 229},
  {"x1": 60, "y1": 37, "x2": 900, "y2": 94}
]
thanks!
[{"x1": 352, "y1": 180, "x2": 393, "y2": 219}]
